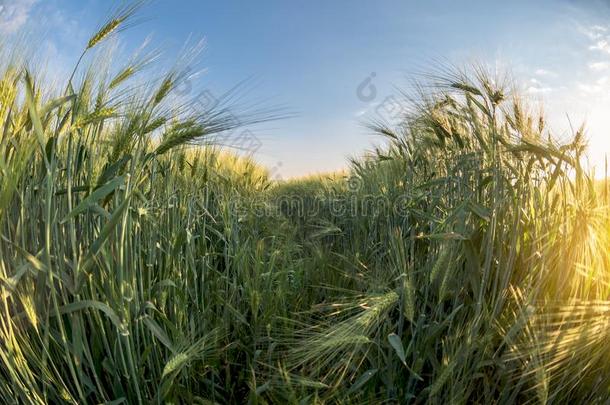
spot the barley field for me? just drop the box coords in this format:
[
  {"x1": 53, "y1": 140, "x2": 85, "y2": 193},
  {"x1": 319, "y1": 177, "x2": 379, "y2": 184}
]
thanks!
[{"x1": 1, "y1": 4, "x2": 610, "y2": 405}]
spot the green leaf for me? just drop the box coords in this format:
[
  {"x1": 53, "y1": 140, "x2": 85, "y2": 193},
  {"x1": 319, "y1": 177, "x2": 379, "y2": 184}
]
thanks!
[
  {"x1": 41, "y1": 94, "x2": 75, "y2": 122},
  {"x1": 468, "y1": 201, "x2": 491, "y2": 221},
  {"x1": 347, "y1": 368, "x2": 378, "y2": 394},
  {"x1": 11, "y1": 245, "x2": 47, "y2": 273},
  {"x1": 61, "y1": 175, "x2": 125, "y2": 223},
  {"x1": 57, "y1": 300, "x2": 127, "y2": 335},
  {"x1": 89, "y1": 193, "x2": 131, "y2": 256},
  {"x1": 100, "y1": 398, "x2": 127, "y2": 405},
  {"x1": 0, "y1": 264, "x2": 29, "y2": 291},
  {"x1": 96, "y1": 155, "x2": 131, "y2": 188},
  {"x1": 255, "y1": 381, "x2": 271, "y2": 395},
  {"x1": 143, "y1": 317, "x2": 174, "y2": 352},
  {"x1": 418, "y1": 232, "x2": 466, "y2": 241},
  {"x1": 388, "y1": 333, "x2": 406, "y2": 365},
  {"x1": 388, "y1": 333, "x2": 423, "y2": 381},
  {"x1": 79, "y1": 194, "x2": 132, "y2": 279},
  {"x1": 24, "y1": 71, "x2": 46, "y2": 151}
]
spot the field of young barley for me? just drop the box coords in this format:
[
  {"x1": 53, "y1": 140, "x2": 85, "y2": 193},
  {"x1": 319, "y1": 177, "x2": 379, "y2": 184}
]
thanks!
[{"x1": 1, "y1": 6, "x2": 610, "y2": 405}]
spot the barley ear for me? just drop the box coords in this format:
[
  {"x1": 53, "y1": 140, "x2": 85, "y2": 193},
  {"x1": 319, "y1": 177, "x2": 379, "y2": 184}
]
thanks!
[
  {"x1": 86, "y1": 1, "x2": 145, "y2": 50},
  {"x1": 87, "y1": 19, "x2": 123, "y2": 50}
]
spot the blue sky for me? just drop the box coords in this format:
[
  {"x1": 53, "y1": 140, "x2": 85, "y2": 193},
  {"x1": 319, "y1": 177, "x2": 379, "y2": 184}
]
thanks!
[{"x1": 2, "y1": 0, "x2": 610, "y2": 177}]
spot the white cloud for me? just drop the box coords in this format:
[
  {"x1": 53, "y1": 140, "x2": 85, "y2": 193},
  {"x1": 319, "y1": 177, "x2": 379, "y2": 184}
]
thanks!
[
  {"x1": 582, "y1": 25, "x2": 609, "y2": 41},
  {"x1": 0, "y1": 0, "x2": 37, "y2": 34},
  {"x1": 527, "y1": 86, "x2": 552, "y2": 94},
  {"x1": 354, "y1": 108, "x2": 368, "y2": 118},
  {"x1": 578, "y1": 83, "x2": 603, "y2": 93},
  {"x1": 589, "y1": 61, "x2": 610, "y2": 71},
  {"x1": 534, "y1": 68, "x2": 557, "y2": 77},
  {"x1": 527, "y1": 76, "x2": 553, "y2": 94},
  {"x1": 589, "y1": 39, "x2": 610, "y2": 54},
  {"x1": 580, "y1": 24, "x2": 610, "y2": 57}
]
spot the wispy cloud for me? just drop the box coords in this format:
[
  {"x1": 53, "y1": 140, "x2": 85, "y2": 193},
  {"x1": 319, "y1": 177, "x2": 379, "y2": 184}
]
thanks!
[
  {"x1": 582, "y1": 24, "x2": 610, "y2": 54},
  {"x1": 589, "y1": 39, "x2": 610, "y2": 53},
  {"x1": 574, "y1": 75, "x2": 610, "y2": 96},
  {"x1": 525, "y1": 77, "x2": 552, "y2": 94},
  {"x1": 580, "y1": 24, "x2": 608, "y2": 44},
  {"x1": 578, "y1": 83, "x2": 603, "y2": 94},
  {"x1": 0, "y1": 0, "x2": 37, "y2": 34},
  {"x1": 526, "y1": 68, "x2": 558, "y2": 95},
  {"x1": 534, "y1": 68, "x2": 558, "y2": 77},
  {"x1": 527, "y1": 86, "x2": 552, "y2": 94},
  {"x1": 591, "y1": 25, "x2": 608, "y2": 33},
  {"x1": 589, "y1": 61, "x2": 610, "y2": 71}
]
